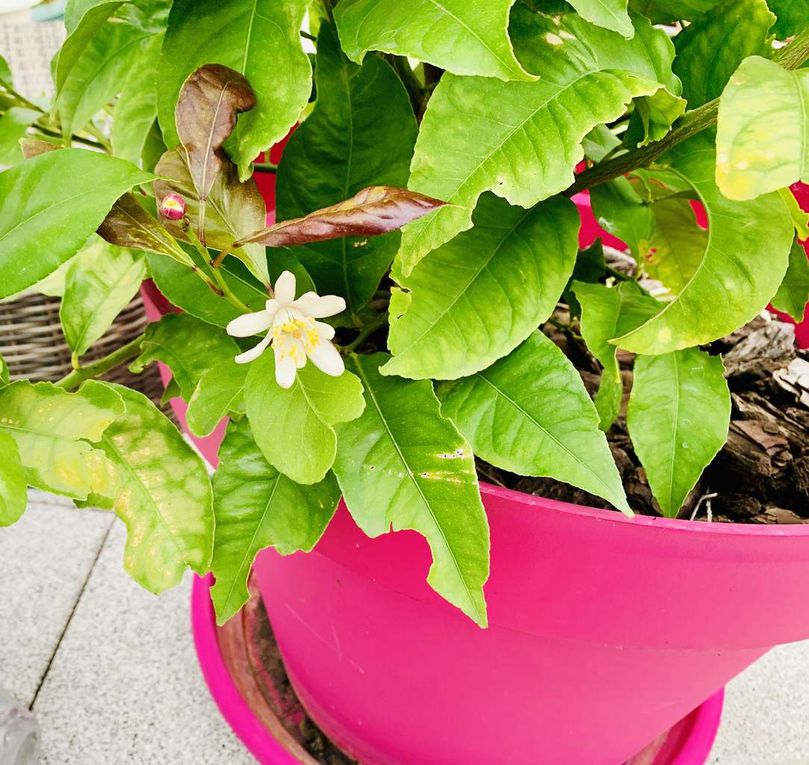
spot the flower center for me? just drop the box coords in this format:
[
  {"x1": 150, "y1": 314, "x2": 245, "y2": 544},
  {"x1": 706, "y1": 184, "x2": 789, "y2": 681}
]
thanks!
[{"x1": 272, "y1": 308, "x2": 320, "y2": 357}]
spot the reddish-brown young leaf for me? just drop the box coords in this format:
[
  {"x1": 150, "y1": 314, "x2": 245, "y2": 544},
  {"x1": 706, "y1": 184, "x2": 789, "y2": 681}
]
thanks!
[
  {"x1": 20, "y1": 137, "x2": 60, "y2": 159},
  {"x1": 175, "y1": 64, "x2": 256, "y2": 242},
  {"x1": 234, "y1": 186, "x2": 446, "y2": 248}
]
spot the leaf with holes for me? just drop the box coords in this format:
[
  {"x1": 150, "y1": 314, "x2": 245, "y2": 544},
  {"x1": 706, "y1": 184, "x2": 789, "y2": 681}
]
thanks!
[
  {"x1": 627, "y1": 348, "x2": 730, "y2": 517},
  {"x1": 334, "y1": 0, "x2": 533, "y2": 80},
  {"x1": 437, "y1": 332, "x2": 630, "y2": 513},
  {"x1": 332, "y1": 353, "x2": 489, "y2": 626},
  {"x1": 244, "y1": 352, "x2": 366, "y2": 485},
  {"x1": 0, "y1": 150, "x2": 151, "y2": 298},
  {"x1": 616, "y1": 136, "x2": 794, "y2": 353},
  {"x1": 717, "y1": 56, "x2": 809, "y2": 201},
  {"x1": 383, "y1": 194, "x2": 579, "y2": 380},
  {"x1": 276, "y1": 24, "x2": 417, "y2": 313},
  {"x1": 210, "y1": 420, "x2": 340, "y2": 623}
]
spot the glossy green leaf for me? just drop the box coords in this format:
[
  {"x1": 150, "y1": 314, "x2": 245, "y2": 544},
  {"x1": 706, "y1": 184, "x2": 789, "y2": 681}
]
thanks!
[
  {"x1": 589, "y1": 177, "x2": 654, "y2": 260},
  {"x1": 210, "y1": 420, "x2": 339, "y2": 623},
  {"x1": 0, "y1": 107, "x2": 39, "y2": 166},
  {"x1": 56, "y1": 15, "x2": 148, "y2": 137},
  {"x1": 438, "y1": 332, "x2": 630, "y2": 513},
  {"x1": 111, "y1": 34, "x2": 163, "y2": 164},
  {"x1": 276, "y1": 25, "x2": 417, "y2": 312},
  {"x1": 245, "y1": 353, "x2": 365, "y2": 485},
  {"x1": 0, "y1": 381, "x2": 122, "y2": 499},
  {"x1": 400, "y1": 10, "x2": 682, "y2": 270},
  {"x1": 772, "y1": 241, "x2": 809, "y2": 322},
  {"x1": 627, "y1": 348, "x2": 730, "y2": 517},
  {"x1": 61, "y1": 240, "x2": 146, "y2": 358},
  {"x1": 768, "y1": 0, "x2": 809, "y2": 38},
  {"x1": 644, "y1": 198, "x2": 707, "y2": 294},
  {"x1": 186, "y1": 358, "x2": 248, "y2": 437},
  {"x1": 0, "y1": 355, "x2": 8, "y2": 386},
  {"x1": 628, "y1": 0, "x2": 722, "y2": 22},
  {"x1": 333, "y1": 353, "x2": 489, "y2": 626},
  {"x1": 0, "y1": 433, "x2": 27, "y2": 527},
  {"x1": 0, "y1": 149, "x2": 151, "y2": 298},
  {"x1": 384, "y1": 195, "x2": 579, "y2": 380},
  {"x1": 567, "y1": 0, "x2": 633, "y2": 37},
  {"x1": 574, "y1": 281, "x2": 660, "y2": 429},
  {"x1": 58, "y1": 1, "x2": 125, "y2": 87},
  {"x1": 781, "y1": 189, "x2": 809, "y2": 241},
  {"x1": 87, "y1": 382, "x2": 214, "y2": 592},
  {"x1": 154, "y1": 148, "x2": 268, "y2": 282},
  {"x1": 716, "y1": 56, "x2": 809, "y2": 201},
  {"x1": 0, "y1": 54, "x2": 12, "y2": 85},
  {"x1": 132, "y1": 313, "x2": 239, "y2": 399},
  {"x1": 616, "y1": 137, "x2": 794, "y2": 353},
  {"x1": 673, "y1": 0, "x2": 775, "y2": 108},
  {"x1": 158, "y1": 0, "x2": 312, "y2": 179},
  {"x1": 63, "y1": 0, "x2": 124, "y2": 34},
  {"x1": 334, "y1": 0, "x2": 532, "y2": 80}
]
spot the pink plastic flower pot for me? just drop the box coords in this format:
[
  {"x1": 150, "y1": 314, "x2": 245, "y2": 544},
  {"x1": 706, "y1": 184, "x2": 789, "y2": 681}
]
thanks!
[{"x1": 141, "y1": 171, "x2": 809, "y2": 764}]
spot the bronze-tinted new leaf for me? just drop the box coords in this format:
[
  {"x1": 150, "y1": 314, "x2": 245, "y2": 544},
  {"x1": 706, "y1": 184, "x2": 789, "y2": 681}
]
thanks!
[
  {"x1": 20, "y1": 137, "x2": 60, "y2": 159},
  {"x1": 175, "y1": 64, "x2": 256, "y2": 242},
  {"x1": 234, "y1": 186, "x2": 446, "y2": 248},
  {"x1": 98, "y1": 193, "x2": 194, "y2": 267}
]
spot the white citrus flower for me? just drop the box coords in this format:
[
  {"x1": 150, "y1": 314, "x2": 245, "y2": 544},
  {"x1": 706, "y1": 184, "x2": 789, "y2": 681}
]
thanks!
[{"x1": 226, "y1": 270, "x2": 346, "y2": 389}]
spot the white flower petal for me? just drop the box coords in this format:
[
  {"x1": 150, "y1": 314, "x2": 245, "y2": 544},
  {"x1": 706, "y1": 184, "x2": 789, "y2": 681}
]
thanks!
[
  {"x1": 274, "y1": 270, "x2": 297, "y2": 306},
  {"x1": 314, "y1": 320, "x2": 335, "y2": 340},
  {"x1": 292, "y1": 292, "x2": 346, "y2": 319},
  {"x1": 227, "y1": 310, "x2": 273, "y2": 337},
  {"x1": 234, "y1": 333, "x2": 272, "y2": 364},
  {"x1": 274, "y1": 347, "x2": 298, "y2": 388},
  {"x1": 307, "y1": 339, "x2": 345, "y2": 377}
]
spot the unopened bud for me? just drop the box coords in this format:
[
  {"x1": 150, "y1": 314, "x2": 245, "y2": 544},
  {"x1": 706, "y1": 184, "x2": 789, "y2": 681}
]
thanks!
[{"x1": 159, "y1": 193, "x2": 186, "y2": 221}]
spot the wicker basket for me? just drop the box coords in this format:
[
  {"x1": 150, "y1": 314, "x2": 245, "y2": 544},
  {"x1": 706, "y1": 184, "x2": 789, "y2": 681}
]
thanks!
[{"x1": 0, "y1": 291, "x2": 163, "y2": 403}]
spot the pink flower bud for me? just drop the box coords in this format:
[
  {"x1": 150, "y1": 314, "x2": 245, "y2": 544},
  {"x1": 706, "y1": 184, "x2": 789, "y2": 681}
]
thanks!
[{"x1": 159, "y1": 193, "x2": 186, "y2": 221}]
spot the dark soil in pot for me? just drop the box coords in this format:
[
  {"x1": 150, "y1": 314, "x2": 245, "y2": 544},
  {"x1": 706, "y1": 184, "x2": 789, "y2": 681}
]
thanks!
[{"x1": 480, "y1": 313, "x2": 809, "y2": 524}]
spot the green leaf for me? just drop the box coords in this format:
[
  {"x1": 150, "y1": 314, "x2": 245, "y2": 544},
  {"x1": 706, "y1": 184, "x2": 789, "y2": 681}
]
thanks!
[
  {"x1": 333, "y1": 353, "x2": 489, "y2": 626},
  {"x1": 573, "y1": 281, "x2": 660, "y2": 429},
  {"x1": 154, "y1": 148, "x2": 268, "y2": 282},
  {"x1": 64, "y1": 0, "x2": 125, "y2": 34},
  {"x1": 186, "y1": 358, "x2": 248, "y2": 437},
  {"x1": 437, "y1": 332, "x2": 630, "y2": 513},
  {"x1": 0, "y1": 107, "x2": 40, "y2": 166},
  {"x1": 61, "y1": 240, "x2": 146, "y2": 358},
  {"x1": 111, "y1": 33, "x2": 163, "y2": 165},
  {"x1": 245, "y1": 353, "x2": 366, "y2": 485},
  {"x1": 627, "y1": 348, "x2": 730, "y2": 517},
  {"x1": 628, "y1": 0, "x2": 722, "y2": 22},
  {"x1": 400, "y1": 10, "x2": 682, "y2": 271},
  {"x1": 276, "y1": 24, "x2": 417, "y2": 312},
  {"x1": 56, "y1": 14, "x2": 148, "y2": 137},
  {"x1": 0, "y1": 149, "x2": 152, "y2": 298},
  {"x1": 0, "y1": 355, "x2": 9, "y2": 385},
  {"x1": 781, "y1": 189, "x2": 809, "y2": 241},
  {"x1": 0, "y1": 381, "x2": 122, "y2": 499},
  {"x1": 0, "y1": 433, "x2": 27, "y2": 527},
  {"x1": 58, "y1": 1, "x2": 125, "y2": 86},
  {"x1": 0, "y1": 54, "x2": 12, "y2": 85},
  {"x1": 132, "y1": 313, "x2": 239, "y2": 399},
  {"x1": 589, "y1": 177, "x2": 654, "y2": 260},
  {"x1": 772, "y1": 241, "x2": 809, "y2": 321},
  {"x1": 158, "y1": 0, "x2": 312, "y2": 180},
  {"x1": 210, "y1": 420, "x2": 339, "y2": 623},
  {"x1": 616, "y1": 137, "x2": 794, "y2": 353},
  {"x1": 767, "y1": 0, "x2": 809, "y2": 39},
  {"x1": 644, "y1": 198, "x2": 707, "y2": 294},
  {"x1": 86, "y1": 382, "x2": 214, "y2": 592},
  {"x1": 566, "y1": 0, "x2": 633, "y2": 37},
  {"x1": 384, "y1": 195, "x2": 579, "y2": 380},
  {"x1": 334, "y1": 0, "x2": 533, "y2": 80},
  {"x1": 716, "y1": 56, "x2": 809, "y2": 201},
  {"x1": 673, "y1": 0, "x2": 775, "y2": 109}
]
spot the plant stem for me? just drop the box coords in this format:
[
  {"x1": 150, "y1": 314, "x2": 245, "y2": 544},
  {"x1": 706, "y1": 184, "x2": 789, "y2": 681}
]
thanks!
[
  {"x1": 186, "y1": 228, "x2": 253, "y2": 313},
  {"x1": 341, "y1": 313, "x2": 388, "y2": 353},
  {"x1": 569, "y1": 30, "x2": 809, "y2": 195},
  {"x1": 387, "y1": 55, "x2": 425, "y2": 113},
  {"x1": 253, "y1": 161, "x2": 278, "y2": 173},
  {"x1": 55, "y1": 334, "x2": 145, "y2": 391},
  {"x1": 31, "y1": 123, "x2": 107, "y2": 151}
]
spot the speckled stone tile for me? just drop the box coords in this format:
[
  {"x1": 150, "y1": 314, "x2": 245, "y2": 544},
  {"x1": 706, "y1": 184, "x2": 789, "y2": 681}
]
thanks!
[
  {"x1": 0, "y1": 491, "x2": 113, "y2": 706},
  {"x1": 708, "y1": 641, "x2": 809, "y2": 765},
  {"x1": 32, "y1": 520, "x2": 254, "y2": 765}
]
